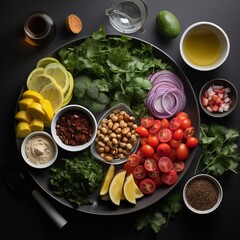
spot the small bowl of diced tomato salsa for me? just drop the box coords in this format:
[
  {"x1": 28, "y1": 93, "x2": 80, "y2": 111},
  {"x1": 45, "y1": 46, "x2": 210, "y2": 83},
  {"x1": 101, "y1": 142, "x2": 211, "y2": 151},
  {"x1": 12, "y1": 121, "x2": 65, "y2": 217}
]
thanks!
[{"x1": 199, "y1": 78, "x2": 238, "y2": 118}]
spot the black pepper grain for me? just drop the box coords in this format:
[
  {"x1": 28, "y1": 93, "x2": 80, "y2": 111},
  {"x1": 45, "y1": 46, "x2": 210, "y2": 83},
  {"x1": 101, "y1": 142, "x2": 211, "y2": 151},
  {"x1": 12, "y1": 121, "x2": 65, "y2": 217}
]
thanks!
[{"x1": 185, "y1": 177, "x2": 219, "y2": 211}]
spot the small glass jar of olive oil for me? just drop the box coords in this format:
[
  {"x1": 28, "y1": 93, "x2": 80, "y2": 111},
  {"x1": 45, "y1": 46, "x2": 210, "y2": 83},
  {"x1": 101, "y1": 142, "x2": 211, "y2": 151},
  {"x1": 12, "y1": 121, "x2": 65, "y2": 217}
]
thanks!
[{"x1": 24, "y1": 11, "x2": 56, "y2": 47}]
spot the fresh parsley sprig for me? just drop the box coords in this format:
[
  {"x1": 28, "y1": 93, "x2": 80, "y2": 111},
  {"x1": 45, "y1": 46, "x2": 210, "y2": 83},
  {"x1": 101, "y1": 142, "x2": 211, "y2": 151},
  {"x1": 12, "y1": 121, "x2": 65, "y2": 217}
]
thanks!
[{"x1": 194, "y1": 123, "x2": 240, "y2": 176}]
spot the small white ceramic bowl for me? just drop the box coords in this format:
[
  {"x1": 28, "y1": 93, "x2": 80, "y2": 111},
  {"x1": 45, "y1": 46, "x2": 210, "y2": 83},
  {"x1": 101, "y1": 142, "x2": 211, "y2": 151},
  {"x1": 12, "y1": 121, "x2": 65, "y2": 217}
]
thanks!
[
  {"x1": 51, "y1": 104, "x2": 97, "y2": 152},
  {"x1": 21, "y1": 131, "x2": 58, "y2": 169},
  {"x1": 180, "y1": 21, "x2": 230, "y2": 71},
  {"x1": 183, "y1": 174, "x2": 223, "y2": 214}
]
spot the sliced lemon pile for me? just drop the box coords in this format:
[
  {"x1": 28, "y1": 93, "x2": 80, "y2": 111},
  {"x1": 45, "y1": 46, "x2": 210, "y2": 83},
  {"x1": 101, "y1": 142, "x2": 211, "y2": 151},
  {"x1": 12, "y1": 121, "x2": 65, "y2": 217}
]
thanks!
[
  {"x1": 15, "y1": 90, "x2": 54, "y2": 138},
  {"x1": 26, "y1": 56, "x2": 74, "y2": 112},
  {"x1": 109, "y1": 170, "x2": 126, "y2": 206}
]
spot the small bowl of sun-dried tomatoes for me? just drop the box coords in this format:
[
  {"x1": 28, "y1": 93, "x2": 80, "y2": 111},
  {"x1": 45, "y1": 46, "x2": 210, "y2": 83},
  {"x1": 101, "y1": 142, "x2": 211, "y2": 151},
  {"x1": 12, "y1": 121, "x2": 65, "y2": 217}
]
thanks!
[
  {"x1": 51, "y1": 104, "x2": 97, "y2": 152},
  {"x1": 199, "y1": 78, "x2": 238, "y2": 118}
]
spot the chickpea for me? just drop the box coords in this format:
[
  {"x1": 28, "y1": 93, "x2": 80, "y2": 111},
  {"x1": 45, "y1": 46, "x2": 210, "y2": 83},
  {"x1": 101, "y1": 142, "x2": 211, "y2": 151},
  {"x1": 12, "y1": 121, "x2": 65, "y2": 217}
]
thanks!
[
  {"x1": 126, "y1": 143, "x2": 133, "y2": 150},
  {"x1": 104, "y1": 155, "x2": 113, "y2": 161},
  {"x1": 100, "y1": 127, "x2": 108, "y2": 134},
  {"x1": 103, "y1": 136, "x2": 110, "y2": 142}
]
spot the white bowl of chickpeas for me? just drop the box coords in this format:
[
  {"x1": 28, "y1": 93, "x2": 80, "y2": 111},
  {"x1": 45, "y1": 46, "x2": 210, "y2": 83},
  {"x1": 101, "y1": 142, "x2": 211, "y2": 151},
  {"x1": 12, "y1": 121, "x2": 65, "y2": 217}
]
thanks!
[{"x1": 90, "y1": 103, "x2": 140, "y2": 165}]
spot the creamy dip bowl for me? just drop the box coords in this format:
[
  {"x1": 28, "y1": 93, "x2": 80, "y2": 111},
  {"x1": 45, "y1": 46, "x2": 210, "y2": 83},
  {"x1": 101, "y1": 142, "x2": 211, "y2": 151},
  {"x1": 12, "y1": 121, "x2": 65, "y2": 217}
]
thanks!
[{"x1": 21, "y1": 131, "x2": 58, "y2": 169}]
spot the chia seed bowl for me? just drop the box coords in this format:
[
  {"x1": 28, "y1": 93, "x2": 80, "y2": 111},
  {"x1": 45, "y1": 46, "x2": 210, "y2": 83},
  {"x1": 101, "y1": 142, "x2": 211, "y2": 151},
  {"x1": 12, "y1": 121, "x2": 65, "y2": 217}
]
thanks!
[{"x1": 183, "y1": 174, "x2": 223, "y2": 214}]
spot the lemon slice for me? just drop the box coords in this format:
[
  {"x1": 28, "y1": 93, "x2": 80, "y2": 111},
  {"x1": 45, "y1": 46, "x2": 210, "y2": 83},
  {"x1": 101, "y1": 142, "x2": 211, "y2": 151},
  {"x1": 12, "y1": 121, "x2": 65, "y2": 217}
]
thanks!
[
  {"x1": 62, "y1": 71, "x2": 74, "y2": 106},
  {"x1": 22, "y1": 90, "x2": 43, "y2": 102},
  {"x1": 109, "y1": 170, "x2": 126, "y2": 206},
  {"x1": 40, "y1": 82, "x2": 63, "y2": 113},
  {"x1": 99, "y1": 164, "x2": 115, "y2": 196},
  {"x1": 27, "y1": 73, "x2": 57, "y2": 93},
  {"x1": 43, "y1": 62, "x2": 69, "y2": 94},
  {"x1": 36, "y1": 57, "x2": 59, "y2": 68},
  {"x1": 123, "y1": 173, "x2": 136, "y2": 204},
  {"x1": 26, "y1": 67, "x2": 44, "y2": 87}
]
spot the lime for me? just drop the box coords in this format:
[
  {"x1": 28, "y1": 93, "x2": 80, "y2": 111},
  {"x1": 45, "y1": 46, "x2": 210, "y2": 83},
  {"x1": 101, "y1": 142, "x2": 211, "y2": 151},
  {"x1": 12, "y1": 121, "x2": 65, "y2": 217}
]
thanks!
[
  {"x1": 40, "y1": 82, "x2": 64, "y2": 113},
  {"x1": 36, "y1": 57, "x2": 59, "y2": 68},
  {"x1": 43, "y1": 62, "x2": 69, "y2": 94},
  {"x1": 156, "y1": 10, "x2": 180, "y2": 38},
  {"x1": 26, "y1": 67, "x2": 44, "y2": 87},
  {"x1": 27, "y1": 73, "x2": 57, "y2": 93}
]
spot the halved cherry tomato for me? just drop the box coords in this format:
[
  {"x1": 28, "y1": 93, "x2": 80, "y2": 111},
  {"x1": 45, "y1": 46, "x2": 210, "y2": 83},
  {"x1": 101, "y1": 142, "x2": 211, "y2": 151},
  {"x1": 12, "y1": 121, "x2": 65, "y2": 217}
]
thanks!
[
  {"x1": 140, "y1": 144, "x2": 154, "y2": 158},
  {"x1": 176, "y1": 112, "x2": 189, "y2": 120},
  {"x1": 169, "y1": 117, "x2": 182, "y2": 131},
  {"x1": 158, "y1": 156, "x2": 173, "y2": 173},
  {"x1": 140, "y1": 116, "x2": 154, "y2": 129},
  {"x1": 152, "y1": 175, "x2": 164, "y2": 187},
  {"x1": 183, "y1": 126, "x2": 194, "y2": 139},
  {"x1": 172, "y1": 160, "x2": 185, "y2": 172},
  {"x1": 133, "y1": 165, "x2": 147, "y2": 180},
  {"x1": 147, "y1": 168, "x2": 160, "y2": 179},
  {"x1": 180, "y1": 118, "x2": 191, "y2": 129},
  {"x1": 157, "y1": 128, "x2": 172, "y2": 142},
  {"x1": 139, "y1": 178, "x2": 156, "y2": 194},
  {"x1": 148, "y1": 134, "x2": 159, "y2": 147},
  {"x1": 161, "y1": 118, "x2": 169, "y2": 129},
  {"x1": 144, "y1": 158, "x2": 157, "y2": 172},
  {"x1": 186, "y1": 136, "x2": 199, "y2": 148},
  {"x1": 149, "y1": 120, "x2": 161, "y2": 134},
  {"x1": 127, "y1": 153, "x2": 141, "y2": 168},
  {"x1": 168, "y1": 148, "x2": 177, "y2": 161},
  {"x1": 123, "y1": 162, "x2": 134, "y2": 175},
  {"x1": 136, "y1": 126, "x2": 149, "y2": 138},
  {"x1": 176, "y1": 143, "x2": 189, "y2": 161},
  {"x1": 141, "y1": 137, "x2": 148, "y2": 145},
  {"x1": 162, "y1": 170, "x2": 178, "y2": 185},
  {"x1": 169, "y1": 138, "x2": 181, "y2": 149},
  {"x1": 156, "y1": 143, "x2": 171, "y2": 156},
  {"x1": 173, "y1": 128, "x2": 184, "y2": 140}
]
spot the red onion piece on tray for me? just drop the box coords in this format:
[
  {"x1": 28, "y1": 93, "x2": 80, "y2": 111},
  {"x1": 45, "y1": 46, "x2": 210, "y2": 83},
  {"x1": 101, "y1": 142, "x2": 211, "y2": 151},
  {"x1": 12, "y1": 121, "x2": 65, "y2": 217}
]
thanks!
[{"x1": 145, "y1": 70, "x2": 186, "y2": 118}]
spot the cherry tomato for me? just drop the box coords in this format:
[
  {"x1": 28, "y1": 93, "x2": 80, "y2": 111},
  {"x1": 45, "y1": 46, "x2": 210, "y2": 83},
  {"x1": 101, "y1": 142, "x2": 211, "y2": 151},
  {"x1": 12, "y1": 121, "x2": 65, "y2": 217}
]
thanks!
[
  {"x1": 169, "y1": 138, "x2": 181, "y2": 149},
  {"x1": 172, "y1": 160, "x2": 185, "y2": 172},
  {"x1": 147, "y1": 168, "x2": 160, "y2": 179},
  {"x1": 136, "y1": 149, "x2": 145, "y2": 164},
  {"x1": 144, "y1": 158, "x2": 157, "y2": 172},
  {"x1": 140, "y1": 116, "x2": 154, "y2": 129},
  {"x1": 169, "y1": 117, "x2": 182, "y2": 131},
  {"x1": 161, "y1": 118, "x2": 169, "y2": 129},
  {"x1": 133, "y1": 165, "x2": 147, "y2": 180},
  {"x1": 136, "y1": 126, "x2": 149, "y2": 138},
  {"x1": 123, "y1": 162, "x2": 134, "y2": 175},
  {"x1": 140, "y1": 137, "x2": 148, "y2": 145},
  {"x1": 156, "y1": 143, "x2": 171, "y2": 156},
  {"x1": 149, "y1": 120, "x2": 162, "y2": 134},
  {"x1": 157, "y1": 128, "x2": 172, "y2": 142},
  {"x1": 162, "y1": 170, "x2": 178, "y2": 185},
  {"x1": 152, "y1": 175, "x2": 164, "y2": 187},
  {"x1": 173, "y1": 128, "x2": 184, "y2": 140},
  {"x1": 181, "y1": 118, "x2": 192, "y2": 129},
  {"x1": 140, "y1": 144, "x2": 154, "y2": 158},
  {"x1": 148, "y1": 134, "x2": 159, "y2": 147},
  {"x1": 176, "y1": 143, "x2": 189, "y2": 161},
  {"x1": 176, "y1": 112, "x2": 189, "y2": 120},
  {"x1": 158, "y1": 156, "x2": 173, "y2": 173},
  {"x1": 139, "y1": 178, "x2": 156, "y2": 194},
  {"x1": 168, "y1": 148, "x2": 177, "y2": 161},
  {"x1": 186, "y1": 136, "x2": 199, "y2": 148},
  {"x1": 127, "y1": 153, "x2": 141, "y2": 168},
  {"x1": 183, "y1": 126, "x2": 194, "y2": 139}
]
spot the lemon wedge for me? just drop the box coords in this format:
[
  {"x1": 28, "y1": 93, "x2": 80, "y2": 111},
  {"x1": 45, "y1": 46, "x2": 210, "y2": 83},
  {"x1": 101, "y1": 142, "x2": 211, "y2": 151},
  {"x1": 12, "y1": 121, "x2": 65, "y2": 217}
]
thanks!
[
  {"x1": 16, "y1": 121, "x2": 32, "y2": 138},
  {"x1": 109, "y1": 170, "x2": 126, "y2": 206},
  {"x1": 15, "y1": 110, "x2": 32, "y2": 123},
  {"x1": 43, "y1": 62, "x2": 69, "y2": 94},
  {"x1": 99, "y1": 164, "x2": 115, "y2": 196},
  {"x1": 134, "y1": 181, "x2": 144, "y2": 199},
  {"x1": 19, "y1": 97, "x2": 36, "y2": 111},
  {"x1": 22, "y1": 90, "x2": 43, "y2": 102},
  {"x1": 40, "y1": 82, "x2": 63, "y2": 113},
  {"x1": 26, "y1": 67, "x2": 44, "y2": 87},
  {"x1": 36, "y1": 57, "x2": 59, "y2": 68},
  {"x1": 27, "y1": 102, "x2": 46, "y2": 121},
  {"x1": 123, "y1": 173, "x2": 137, "y2": 204},
  {"x1": 29, "y1": 118, "x2": 44, "y2": 132},
  {"x1": 27, "y1": 73, "x2": 57, "y2": 93},
  {"x1": 39, "y1": 98, "x2": 54, "y2": 124}
]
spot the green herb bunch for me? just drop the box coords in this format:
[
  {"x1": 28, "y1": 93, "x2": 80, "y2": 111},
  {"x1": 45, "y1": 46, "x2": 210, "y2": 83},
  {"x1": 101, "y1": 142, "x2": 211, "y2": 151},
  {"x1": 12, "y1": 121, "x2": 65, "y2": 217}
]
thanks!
[{"x1": 195, "y1": 123, "x2": 240, "y2": 176}]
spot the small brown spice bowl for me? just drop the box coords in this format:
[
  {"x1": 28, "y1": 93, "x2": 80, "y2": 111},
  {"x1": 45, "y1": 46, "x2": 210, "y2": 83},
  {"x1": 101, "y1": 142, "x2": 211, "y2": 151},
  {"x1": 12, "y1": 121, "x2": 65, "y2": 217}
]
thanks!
[
  {"x1": 199, "y1": 78, "x2": 238, "y2": 118},
  {"x1": 50, "y1": 104, "x2": 97, "y2": 152},
  {"x1": 183, "y1": 174, "x2": 223, "y2": 214}
]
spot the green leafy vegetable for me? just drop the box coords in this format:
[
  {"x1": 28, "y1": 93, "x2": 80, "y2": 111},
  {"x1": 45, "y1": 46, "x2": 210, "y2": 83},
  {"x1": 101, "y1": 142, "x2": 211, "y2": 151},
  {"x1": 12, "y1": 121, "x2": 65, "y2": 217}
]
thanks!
[
  {"x1": 58, "y1": 25, "x2": 170, "y2": 114},
  {"x1": 194, "y1": 123, "x2": 240, "y2": 176},
  {"x1": 134, "y1": 193, "x2": 182, "y2": 233},
  {"x1": 49, "y1": 149, "x2": 105, "y2": 208}
]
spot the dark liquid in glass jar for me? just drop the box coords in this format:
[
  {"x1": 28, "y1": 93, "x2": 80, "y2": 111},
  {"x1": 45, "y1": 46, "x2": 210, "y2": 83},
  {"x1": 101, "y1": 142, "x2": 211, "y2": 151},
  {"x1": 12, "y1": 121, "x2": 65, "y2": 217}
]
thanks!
[{"x1": 24, "y1": 11, "x2": 56, "y2": 47}]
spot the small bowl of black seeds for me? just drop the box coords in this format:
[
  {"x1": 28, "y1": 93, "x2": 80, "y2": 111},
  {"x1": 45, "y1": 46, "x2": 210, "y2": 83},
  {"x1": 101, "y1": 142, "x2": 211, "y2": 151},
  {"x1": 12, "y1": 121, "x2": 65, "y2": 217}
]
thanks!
[{"x1": 183, "y1": 174, "x2": 223, "y2": 214}]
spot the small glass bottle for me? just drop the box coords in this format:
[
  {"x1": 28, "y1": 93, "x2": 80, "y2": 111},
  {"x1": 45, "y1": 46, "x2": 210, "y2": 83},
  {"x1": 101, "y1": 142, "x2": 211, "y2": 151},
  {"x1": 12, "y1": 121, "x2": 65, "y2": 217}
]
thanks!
[{"x1": 24, "y1": 11, "x2": 56, "y2": 47}]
